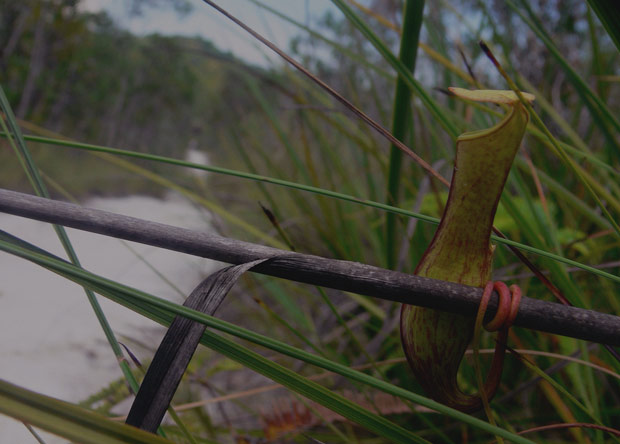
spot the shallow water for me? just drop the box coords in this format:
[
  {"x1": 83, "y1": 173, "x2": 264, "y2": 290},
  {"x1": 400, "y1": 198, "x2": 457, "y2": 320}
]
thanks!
[{"x1": 0, "y1": 191, "x2": 218, "y2": 443}]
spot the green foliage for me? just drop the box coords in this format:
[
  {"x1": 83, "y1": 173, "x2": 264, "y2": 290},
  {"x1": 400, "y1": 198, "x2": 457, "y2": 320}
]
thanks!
[{"x1": 0, "y1": 380, "x2": 176, "y2": 444}]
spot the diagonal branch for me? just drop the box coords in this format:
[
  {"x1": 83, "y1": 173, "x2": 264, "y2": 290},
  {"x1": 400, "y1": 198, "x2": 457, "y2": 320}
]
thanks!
[{"x1": 0, "y1": 188, "x2": 619, "y2": 347}]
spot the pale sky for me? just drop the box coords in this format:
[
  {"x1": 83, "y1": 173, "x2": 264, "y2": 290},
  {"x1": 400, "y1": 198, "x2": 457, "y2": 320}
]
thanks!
[{"x1": 82, "y1": 0, "x2": 337, "y2": 66}]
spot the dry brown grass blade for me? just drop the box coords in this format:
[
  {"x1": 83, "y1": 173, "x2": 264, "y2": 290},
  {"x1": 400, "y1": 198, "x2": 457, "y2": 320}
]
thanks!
[
  {"x1": 125, "y1": 259, "x2": 269, "y2": 432},
  {"x1": 514, "y1": 423, "x2": 620, "y2": 439}
]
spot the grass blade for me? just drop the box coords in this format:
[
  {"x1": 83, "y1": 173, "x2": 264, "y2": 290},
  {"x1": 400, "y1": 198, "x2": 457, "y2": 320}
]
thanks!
[
  {"x1": 508, "y1": 0, "x2": 620, "y2": 154},
  {"x1": 126, "y1": 259, "x2": 267, "y2": 432},
  {"x1": 0, "y1": 380, "x2": 175, "y2": 444},
  {"x1": 7, "y1": 133, "x2": 619, "y2": 285},
  {"x1": 331, "y1": 0, "x2": 459, "y2": 139},
  {"x1": 586, "y1": 0, "x2": 620, "y2": 53},
  {"x1": 386, "y1": 0, "x2": 425, "y2": 269},
  {"x1": 0, "y1": 85, "x2": 140, "y2": 394}
]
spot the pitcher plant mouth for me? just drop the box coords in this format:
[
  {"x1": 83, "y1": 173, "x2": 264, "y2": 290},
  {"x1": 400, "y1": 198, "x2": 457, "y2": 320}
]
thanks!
[{"x1": 400, "y1": 89, "x2": 534, "y2": 412}]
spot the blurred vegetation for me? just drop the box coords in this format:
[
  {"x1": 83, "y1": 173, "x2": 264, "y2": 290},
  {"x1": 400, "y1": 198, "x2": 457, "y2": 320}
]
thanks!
[
  {"x1": 0, "y1": 0, "x2": 274, "y2": 196},
  {"x1": 1, "y1": 0, "x2": 620, "y2": 442}
]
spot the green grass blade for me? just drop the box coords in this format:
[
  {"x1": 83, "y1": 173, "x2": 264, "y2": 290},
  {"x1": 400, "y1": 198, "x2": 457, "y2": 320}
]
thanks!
[
  {"x1": 386, "y1": 0, "x2": 425, "y2": 269},
  {"x1": 1, "y1": 131, "x2": 443, "y2": 223},
  {"x1": 243, "y1": 73, "x2": 312, "y2": 183},
  {"x1": 3, "y1": 131, "x2": 619, "y2": 287},
  {"x1": 0, "y1": 86, "x2": 140, "y2": 394},
  {"x1": 514, "y1": 158, "x2": 611, "y2": 231},
  {"x1": 587, "y1": 0, "x2": 620, "y2": 53},
  {"x1": 509, "y1": 0, "x2": 620, "y2": 153},
  {"x1": 0, "y1": 380, "x2": 175, "y2": 444},
  {"x1": 331, "y1": 0, "x2": 460, "y2": 139},
  {"x1": 15, "y1": 132, "x2": 620, "y2": 286}
]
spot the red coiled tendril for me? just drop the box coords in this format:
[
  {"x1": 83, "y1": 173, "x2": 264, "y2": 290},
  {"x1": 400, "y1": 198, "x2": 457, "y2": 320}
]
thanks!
[
  {"x1": 471, "y1": 281, "x2": 522, "y2": 410},
  {"x1": 482, "y1": 281, "x2": 522, "y2": 333}
]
